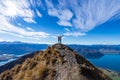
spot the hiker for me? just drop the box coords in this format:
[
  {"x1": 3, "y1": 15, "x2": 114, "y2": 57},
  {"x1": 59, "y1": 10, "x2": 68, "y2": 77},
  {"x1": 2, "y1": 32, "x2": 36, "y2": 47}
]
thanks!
[{"x1": 57, "y1": 35, "x2": 63, "y2": 44}]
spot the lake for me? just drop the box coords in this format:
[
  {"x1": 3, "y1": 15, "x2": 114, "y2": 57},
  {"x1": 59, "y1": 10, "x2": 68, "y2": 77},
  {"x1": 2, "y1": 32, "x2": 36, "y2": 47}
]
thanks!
[
  {"x1": 0, "y1": 54, "x2": 120, "y2": 72},
  {"x1": 88, "y1": 54, "x2": 120, "y2": 72}
]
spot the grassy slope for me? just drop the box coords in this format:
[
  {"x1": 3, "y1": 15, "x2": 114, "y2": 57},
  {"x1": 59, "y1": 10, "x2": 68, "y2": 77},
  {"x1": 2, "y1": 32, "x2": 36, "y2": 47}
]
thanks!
[{"x1": 99, "y1": 68, "x2": 120, "y2": 80}]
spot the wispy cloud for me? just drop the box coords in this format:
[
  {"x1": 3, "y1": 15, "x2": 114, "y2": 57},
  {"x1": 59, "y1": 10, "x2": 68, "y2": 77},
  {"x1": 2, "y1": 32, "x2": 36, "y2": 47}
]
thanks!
[
  {"x1": 64, "y1": 28, "x2": 86, "y2": 37},
  {"x1": 0, "y1": 0, "x2": 35, "y2": 22},
  {"x1": 23, "y1": 18, "x2": 36, "y2": 24},
  {"x1": 0, "y1": 0, "x2": 49, "y2": 40},
  {"x1": 26, "y1": 27, "x2": 34, "y2": 31},
  {"x1": 64, "y1": 32, "x2": 86, "y2": 37},
  {"x1": 1, "y1": 0, "x2": 120, "y2": 41},
  {"x1": 0, "y1": 14, "x2": 49, "y2": 39},
  {"x1": 46, "y1": 0, "x2": 73, "y2": 27},
  {"x1": 36, "y1": 10, "x2": 42, "y2": 17},
  {"x1": 57, "y1": 20, "x2": 72, "y2": 27},
  {"x1": 45, "y1": 0, "x2": 120, "y2": 32}
]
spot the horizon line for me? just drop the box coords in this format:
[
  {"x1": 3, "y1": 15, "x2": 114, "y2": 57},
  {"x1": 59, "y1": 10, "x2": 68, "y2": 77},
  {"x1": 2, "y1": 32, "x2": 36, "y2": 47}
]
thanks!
[{"x1": 0, "y1": 41, "x2": 120, "y2": 45}]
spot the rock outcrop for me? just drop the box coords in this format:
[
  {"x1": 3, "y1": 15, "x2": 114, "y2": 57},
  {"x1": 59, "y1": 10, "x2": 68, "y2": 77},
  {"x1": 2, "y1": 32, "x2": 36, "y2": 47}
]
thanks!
[{"x1": 0, "y1": 44, "x2": 111, "y2": 80}]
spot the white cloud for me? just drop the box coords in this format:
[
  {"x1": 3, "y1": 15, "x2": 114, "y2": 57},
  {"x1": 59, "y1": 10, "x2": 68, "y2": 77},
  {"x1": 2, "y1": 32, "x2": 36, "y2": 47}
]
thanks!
[
  {"x1": 36, "y1": 10, "x2": 42, "y2": 17},
  {"x1": 0, "y1": 0, "x2": 36, "y2": 23},
  {"x1": 0, "y1": 15, "x2": 49, "y2": 39},
  {"x1": 18, "y1": 23, "x2": 22, "y2": 26},
  {"x1": 46, "y1": 0, "x2": 73, "y2": 27},
  {"x1": 0, "y1": 0, "x2": 49, "y2": 40},
  {"x1": 1, "y1": 0, "x2": 120, "y2": 40},
  {"x1": 64, "y1": 28, "x2": 86, "y2": 37},
  {"x1": 23, "y1": 18, "x2": 36, "y2": 24},
  {"x1": 64, "y1": 32, "x2": 86, "y2": 37},
  {"x1": 45, "y1": 0, "x2": 120, "y2": 32},
  {"x1": 26, "y1": 27, "x2": 34, "y2": 31},
  {"x1": 57, "y1": 20, "x2": 72, "y2": 27}
]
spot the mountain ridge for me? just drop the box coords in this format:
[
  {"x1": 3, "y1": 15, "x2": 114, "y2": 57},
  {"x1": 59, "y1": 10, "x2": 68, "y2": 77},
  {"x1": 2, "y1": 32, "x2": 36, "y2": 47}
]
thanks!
[
  {"x1": 0, "y1": 51, "x2": 40, "y2": 73},
  {"x1": 0, "y1": 43, "x2": 111, "y2": 80}
]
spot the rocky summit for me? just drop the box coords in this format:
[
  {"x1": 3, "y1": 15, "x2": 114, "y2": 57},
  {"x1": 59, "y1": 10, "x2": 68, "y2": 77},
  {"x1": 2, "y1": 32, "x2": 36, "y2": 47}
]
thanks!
[{"x1": 0, "y1": 44, "x2": 111, "y2": 80}]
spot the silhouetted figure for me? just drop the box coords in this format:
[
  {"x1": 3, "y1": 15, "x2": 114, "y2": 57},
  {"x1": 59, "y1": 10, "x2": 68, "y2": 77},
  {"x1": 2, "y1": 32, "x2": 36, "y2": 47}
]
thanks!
[{"x1": 57, "y1": 35, "x2": 63, "y2": 44}]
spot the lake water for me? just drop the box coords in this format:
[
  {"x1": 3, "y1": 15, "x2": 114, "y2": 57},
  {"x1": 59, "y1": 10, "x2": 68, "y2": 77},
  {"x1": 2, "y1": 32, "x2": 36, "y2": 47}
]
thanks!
[
  {"x1": 0, "y1": 54, "x2": 120, "y2": 72},
  {"x1": 88, "y1": 54, "x2": 120, "y2": 72},
  {"x1": 0, "y1": 58, "x2": 16, "y2": 66}
]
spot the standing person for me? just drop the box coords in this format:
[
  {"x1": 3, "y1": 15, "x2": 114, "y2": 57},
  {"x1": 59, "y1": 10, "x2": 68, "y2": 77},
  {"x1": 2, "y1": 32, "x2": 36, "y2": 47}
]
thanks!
[{"x1": 57, "y1": 35, "x2": 63, "y2": 44}]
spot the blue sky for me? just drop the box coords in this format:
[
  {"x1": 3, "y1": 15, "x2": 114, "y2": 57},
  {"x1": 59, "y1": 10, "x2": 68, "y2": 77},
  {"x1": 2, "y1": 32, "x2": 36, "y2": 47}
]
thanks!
[{"x1": 0, "y1": 0, "x2": 120, "y2": 44}]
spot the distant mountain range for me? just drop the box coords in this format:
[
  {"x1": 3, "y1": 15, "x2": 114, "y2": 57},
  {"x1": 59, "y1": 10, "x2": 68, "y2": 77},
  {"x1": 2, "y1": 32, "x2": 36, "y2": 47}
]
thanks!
[
  {"x1": 0, "y1": 41, "x2": 48, "y2": 55},
  {"x1": 0, "y1": 41, "x2": 120, "y2": 62},
  {"x1": 69, "y1": 44, "x2": 120, "y2": 53}
]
